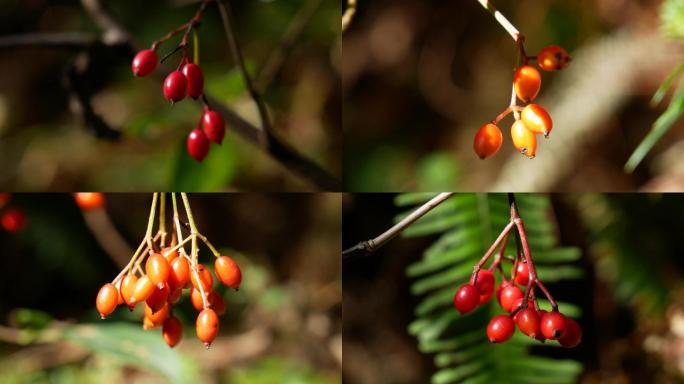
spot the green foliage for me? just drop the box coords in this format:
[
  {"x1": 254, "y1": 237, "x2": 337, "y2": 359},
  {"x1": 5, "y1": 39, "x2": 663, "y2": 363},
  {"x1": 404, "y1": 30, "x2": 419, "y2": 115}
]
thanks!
[
  {"x1": 416, "y1": 152, "x2": 462, "y2": 191},
  {"x1": 398, "y1": 193, "x2": 583, "y2": 384},
  {"x1": 226, "y1": 357, "x2": 335, "y2": 384},
  {"x1": 661, "y1": 0, "x2": 684, "y2": 38}
]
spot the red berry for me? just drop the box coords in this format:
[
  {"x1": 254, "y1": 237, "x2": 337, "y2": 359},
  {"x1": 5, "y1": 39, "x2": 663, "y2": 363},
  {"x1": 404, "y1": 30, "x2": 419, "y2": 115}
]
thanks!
[
  {"x1": 487, "y1": 315, "x2": 515, "y2": 343},
  {"x1": 168, "y1": 256, "x2": 190, "y2": 291},
  {"x1": 453, "y1": 284, "x2": 479, "y2": 314},
  {"x1": 537, "y1": 45, "x2": 571, "y2": 71},
  {"x1": 1, "y1": 207, "x2": 26, "y2": 233},
  {"x1": 196, "y1": 308, "x2": 219, "y2": 347},
  {"x1": 473, "y1": 123, "x2": 503, "y2": 159},
  {"x1": 163, "y1": 71, "x2": 187, "y2": 103},
  {"x1": 132, "y1": 49, "x2": 158, "y2": 77},
  {"x1": 202, "y1": 110, "x2": 226, "y2": 144},
  {"x1": 182, "y1": 63, "x2": 204, "y2": 99},
  {"x1": 521, "y1": 104, "x2": 553, "y2": 137},
  {"x1": 96, "y1": 283, "x2": 119, "y2": 319},
  {"x1": 163, "y1": 316, "x2": 183, "y2": 348},
  {"x1": 145, "y1": 302, "x2": 170, "y2": 326},
  {"x1": 540, "y1": 311, "x2": 567, "y2": 340},
  {"x1": 209, "y1": 291, "x2": 226, "y2": 316},
  {"x1": 214, "y1": 256, "x2": 241, "y2": 289},
  {"x1": 191, "y1": 264, "x2": 214, "y2": 293},
  {"x1": 479, "y1": 291, "x2": 493, "y2": 304},
  {"x1": 474, "y1": 270, "x2": 495, "y2": 295},
  {"x1": 146, "y1": 253, "x2": 171, "y2": 289},
  {"x1": 120, "y1": 274, "x2": 138, "y2": 309},
  {"x1": 513, "y1": 65, "x2": 541, "y2": 102},
  {"x1": 515, "y1": 308, "x2": 541, "y2": 338},
  {"x1": 187, "y1": 128, "x2": 210, "y2": 162},
  {"x1": 514, "y1": 262, "x2": 529, "y2": 286},
  {"x1": 511, "y1": 120, "x2": 537, "y2": 158},
  {"x1": 145, "y1": 283, "x2": 170, "y2": 313},
  {"x1": 499, "y1": 285, "x2": 523, "y2": 312},
  {"x1": 74, "y1": 192, "x2": 106, "y2": 210},
  {"x1": 130, "y1": 275, "x2": 155, "y2": 304},
  {"x1": 558, "y1": 318, "x2": 582, "y2": 348}
]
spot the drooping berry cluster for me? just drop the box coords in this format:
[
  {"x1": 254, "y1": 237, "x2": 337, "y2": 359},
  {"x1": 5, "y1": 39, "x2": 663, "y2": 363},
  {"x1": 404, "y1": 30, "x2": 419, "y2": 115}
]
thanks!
[
  {"x1": 131, "y1": 0, "x2": 226, "y2": 163},
  {"x1": 95, "y1": 193, "x2": 242, "y2": 348},
  {"x1": 452, "y1": 197, "x2": 581, "y2": 348},
  {"x1": 0, "y1": 193, "x2": 26, "y2": 233},
  {"x1": 473, "y1": 45, "x2": 571, "y2": 159}
]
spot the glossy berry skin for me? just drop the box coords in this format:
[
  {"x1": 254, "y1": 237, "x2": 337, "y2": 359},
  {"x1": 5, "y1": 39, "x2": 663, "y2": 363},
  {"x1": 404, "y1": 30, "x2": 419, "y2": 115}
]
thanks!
[
  {"x1": 191, "y1": 264, "x2": 214, "y2": 293},
  {"x1": 168, "y1": 256, "x2": 191, "y2": 291},
  {"x1": 130, "y1": 275, "x2": 155, "y2": 304},
  {"x1": 541, "y1": 311, "x2": 568, "y2": 340},
  {"x1": 145, "y1": 302, "x2": 170, "y2": 326},
  {"x1": 487, "y1": 315, "x2": 515, "y2": 343},
  {"x1": 163, "y1": 71, "x2": 187, "y2": 103},
  {"x1": 521, "y1": 104, "x2": 553, "y2": 137},
  {"x1": 479, "y1": 291, "x2": 493, "y2": 304},
  {"x1": 513, "y1": 65, "x2": 541, "y2": 102},
  {"x1": 1, "y1": 207, "x2": 25, "y2": 233},
  {"x1": 96, "y1": 283, "x2": 119, "y2": 319},
  {"x1": 146, "y1": 283, "x2": 170, "y2": 313},
  {"x1": 168, "y1": 288, "x2": 182, "y2": 304},
  {"x1": 146, "y1": 253, "x2": 171, "y2": 289},
  {"x1": 474, "y1": 270, "x2": 495, "y2": 295},
  {"x1": 161, "y1": 247, "x2": 178, "y2": 262},
  {"x1": 163, "y1": 316, "x2": 183, "y2": 348},
  {"x1": 514, "y1": 262, "x2": 529, "y2": 286},
  {"x1": 215, "y1": 256, "x2": 241, "y2": 289},
  {"x1": 500, "y1": 285, "x2": 524, "y2": 312},
  {"x1": 196, "y1": 308, "x2": 219, "y2": 347},
  {"x1": 190, "y1": 288, "x2": 206, "y2": 311},
  {"x1": 74, "y1": 193, "x2": 106, "y2": 210},
  {"x1": 511, "y1": 120, "x2": 537, "y2": 158},
  {"x1": 515, "y1": 308, "x2": 541, "y2": 338},
  {"x1": 132, "y1": 49, "x2": 158, "y2": 77},
  {"x1": 182, "y1": 63, "x2": 204, "y2": 99},
  {"x1": 473, "y1": 123, "x2": 503, "y2": 159},
  {"x1": 537, "y1": 45, "x2": 571, "y2": 71},
  {"x1": 120, "y1": 274, "x2": 138, "y2": 309},
  {"x1": 453, "y1": 284, "x2": 480, "y2": 315},
  {"x1": 202, "y1": 110, "x2": 226, "y2": 144},
  {"x1": 209, "y1": 291, "x2": 226, "y2": 315},
  {"x1": 187, "y1": 128, "x2": 210, "y2": 162},
  {"x1": 558, "y1": 318, "x2": 582, "y2": 348}
]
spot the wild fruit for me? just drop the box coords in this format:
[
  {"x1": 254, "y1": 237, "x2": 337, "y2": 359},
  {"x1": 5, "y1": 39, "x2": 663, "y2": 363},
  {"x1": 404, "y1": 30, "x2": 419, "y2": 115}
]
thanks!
[
  {"x1": 132, "y1": 49, "x2": 158, "y2": 77},
  {"x1": 537, "y1": 45, "x2": 571, "y2": 71},
  {"x1": 187, "y1": 128, "x2": 210, "y2": 162},
  {"x1": 161, "y1": 247, "x2": 179, "y2": 262},
  {"x1": 191, "y1": 264, "x2": 214, "y2": 293},
  {"x1": 540, "y1": 311, "x2": 567, "y2": 340},
  {"x1": 146, "y1": 253, "x2": 171, "y2": 289},
  {"x1": 196, "y1": 308, "x2": 219, "y2": 347},
  {"x1": 473, "y1": 123, "x2": 503, "y2": 159},
  {"x1": 130, "y1": 275, "x2": 155, "y2": 304},
  {"x1": 521, "y1": 104, "x2": 553, "y2": 137},
  {"x1": 511, "y1": 120, "x2": 537, "y2": 158},
  {"x1": 474, "y1": 269, "x2": 495, "y2": 295},
  {"x1": 1, "y1": 208, "x2": 25, "y2": 233},
  {"x1": 214, "y1": 256, "x2": 241, "y2": 289},
  {"x1": 487, "y1": 315, "x2": 515, "y2": 343},
  {"x1": 513, "y1": 65, "x2": 541, "y2": 102},
  {"x1": 558, "y1": 318, "x2": 582, "y2": 348},
  {"x1": 163, "y1": 71, "x2": 187, "y2": 103},
  {"x1": 202, "y1": 110, "x2": 226, "y2": 144},
  {"x1": 96, "y1": 283, "x2": 119, "y2": 319},
  {"x1": 145, "y1": 302, "x2": 170, "y2": 326},
  {"x1": 514, "y1": 262, "x2": 529, "y2": 286},
  {"x1": 499, "y1": 285, "x2": 524, "y2": 312},
  {"x1": 453, "y1": 284, "x2": 479, "y2": 314},
  {"x1": 182, "y1": 63, "x2": 204, "y2": 99},
  {"x1": 168, "y1": 257, "x2": 190, "y2": 291},
  {"x1": 515, "y1": 307, "x2": 541, "y2": 338},
  {"x1": 74, "y1": 193, "x2": 106, "y2": 210},
  {"x1": 163, "y1": 316, "x2": 183, "y2": 348},
  {"x1": 209, "y1": 291, "x2": 226, "y2": 315},
  {"x1": 146, "y1": 283, "x2": 170, "y2": 313}
]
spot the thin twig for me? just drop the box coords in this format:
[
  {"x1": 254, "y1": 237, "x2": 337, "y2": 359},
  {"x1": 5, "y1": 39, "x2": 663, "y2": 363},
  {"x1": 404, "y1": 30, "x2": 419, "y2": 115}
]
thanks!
[
  {"x1": 342, "y1": 0, "x2": 357, "y2": 33},
  {"x1": 342, "y1": 193, "x2": 455, "y2": 260},
  {"x1": 475, "y1": 0, "x2": 520, "y2": 42}
]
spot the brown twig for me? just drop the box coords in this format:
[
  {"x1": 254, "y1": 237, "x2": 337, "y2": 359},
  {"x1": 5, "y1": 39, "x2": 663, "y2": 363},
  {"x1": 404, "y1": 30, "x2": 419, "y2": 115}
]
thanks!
[{"x1": 342, "y1": 0, "x2": 357, "y2": 33}]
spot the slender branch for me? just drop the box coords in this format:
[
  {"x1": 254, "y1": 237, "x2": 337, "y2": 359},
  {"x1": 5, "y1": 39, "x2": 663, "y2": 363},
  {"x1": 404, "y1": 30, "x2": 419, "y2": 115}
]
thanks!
[
  {"x1": 81, "y1": 206, "x2": 133, "y2": 268},
  {"x1": 470, "y1": 222, "x2": 514, "y2": 285},
  {"x1": 342, "y1": 0, "x2": 357, "y2": 33},
  {"x1": 159, "y1": 193, "x2": 167, "y2": 247},
  {"x1": 342, "y1": 193, "x2": 455, "y2": 260},
  {"x1": 475, "y1": 0, "x2": 520, "y2": 42}
]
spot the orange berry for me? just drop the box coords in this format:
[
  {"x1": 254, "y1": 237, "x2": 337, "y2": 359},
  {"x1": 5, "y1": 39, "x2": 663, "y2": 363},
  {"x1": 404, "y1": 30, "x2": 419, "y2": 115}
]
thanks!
[
  {"x1": 168, "y1": 257, "x2": 190, "y2": 291},
  {"x1": 161, "y1": 247, "x2": 179, "y2": 262},
  {"x1": 143, "y1": 316, "x2": 158, "y2": 330},
  {"x1": 190, "y1": 288, "x2": 206, "y2": 311},
  {"x1": 120, "y1": 274, "x2": 138, "y2": 309},
  {"x1": 146, "y1": 253, "x2": 170, "y2": 289},
  {"x1": 163, "y1": 316, "x2": 183, "y2": 348},
  {"x1": 191, "y1": 264, "x2": 213, "y2": 293},
  {"x1": 513, "y1": 65, "x2": 541, "y2": 102},
  {"x1": 168, "y1": 288, "x2": 182, "y2": 304},
  {"x1": 74, "y1": 193, "x2": 106, "y2": 210},
  {"x1": 521, "y1": 104, "x2": 553, "y2": 137},
  {"x1": 511, "y1": 120, "x2": 537, "y2": 158},
  {"x1": 131, "y1": 275, "x2": 155, "y2": 304},
  {"x1": 115, "y1": 279, "x2": 125, "y2": 305},
  {"x1": 146, "y1": 283, "x2": 170, "y2": 313},
  {"x1": 209, "y1": 291, "x2": 226, "y2": 316},
  {"x1": 214, "y1": 256, "x2": 242, "y2": 289},
  {"x1": 196, "y1": 308, "x2": 219, "y2": 347},
  {"x1": 537, "y1": 45, "x2": 571, "y2": 71},
  {"x1": 473, "y1": 123, "x2": 503, "y2": 160},
  {"x1": 145, "y1": 302, "x2": 170, "y2": 325},
  {"x1": 96, "y1": 283, "x2": 119, "y2": 319}
]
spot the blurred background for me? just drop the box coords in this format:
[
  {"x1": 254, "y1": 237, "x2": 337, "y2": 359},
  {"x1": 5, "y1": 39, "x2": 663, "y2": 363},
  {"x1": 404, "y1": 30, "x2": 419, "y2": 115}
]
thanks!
[
  {"x1": 0, "y1": 0, "x2": 340, "y2": 191},
  {"x1": 343, "y1": 0, "x2": 684, "y2": 192},
  {"x1": 0, "y1": 193, "x2": 341, "y2": 383},
  {"x1": 343, "y1": 193, "x2": 683, "y2": 383}
]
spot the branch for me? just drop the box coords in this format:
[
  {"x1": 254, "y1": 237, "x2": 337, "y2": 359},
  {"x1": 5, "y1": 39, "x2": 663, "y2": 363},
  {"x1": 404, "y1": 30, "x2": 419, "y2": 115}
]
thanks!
[
  {"x1": 342, "y1": 0, "x2": 357, "y2": 33},
  {"x1": 475, "y1": 0, "x2": 520, "y2": 42},
  {"x1": 342, "y1": 193, "x2": 455, "y2": 260}
]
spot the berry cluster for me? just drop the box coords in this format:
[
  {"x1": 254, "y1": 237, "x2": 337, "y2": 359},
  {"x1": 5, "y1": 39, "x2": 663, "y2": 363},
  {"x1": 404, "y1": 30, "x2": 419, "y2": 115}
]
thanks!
[
  {"x1": 0, "y1": 193, "x2": 26, "y2": 233},
  {"x1": 473, "y1": 45, "x2": 571, "y2": 159},
  {"x1": 452, "y1": 198, "x2": 581, "y2": 348},
  {"x1": 131, "y1": 1, "x2": 226, "y2": 163},
  {"x1": 95, "y1": 193, "x2": 242, "y2": 348}
]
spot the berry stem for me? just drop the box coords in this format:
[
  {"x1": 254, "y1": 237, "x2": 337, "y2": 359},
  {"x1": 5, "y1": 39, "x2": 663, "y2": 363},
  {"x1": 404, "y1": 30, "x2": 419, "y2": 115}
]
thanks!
[
  {"x1": 342, "y1": 0, "x2": 357, "y2": 33},
  {"x1": 180, "y1": 193, "x2": 210, "y2": 309},
  {"x1": 159, "y1": 193, "x2": 167, "y2": 247},
  {"x1": 470, "y1": 221, "x2": 515, "y2": 285},
  {"x1": 475, "y1": 0, "x2": 521, "y2": 42}
]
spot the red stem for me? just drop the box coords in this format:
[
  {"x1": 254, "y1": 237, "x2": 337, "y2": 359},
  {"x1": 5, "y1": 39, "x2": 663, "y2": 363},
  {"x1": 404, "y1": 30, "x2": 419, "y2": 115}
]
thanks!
[{"x1": 470, "y1": 221, "x2": 515, "y2": 286}]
